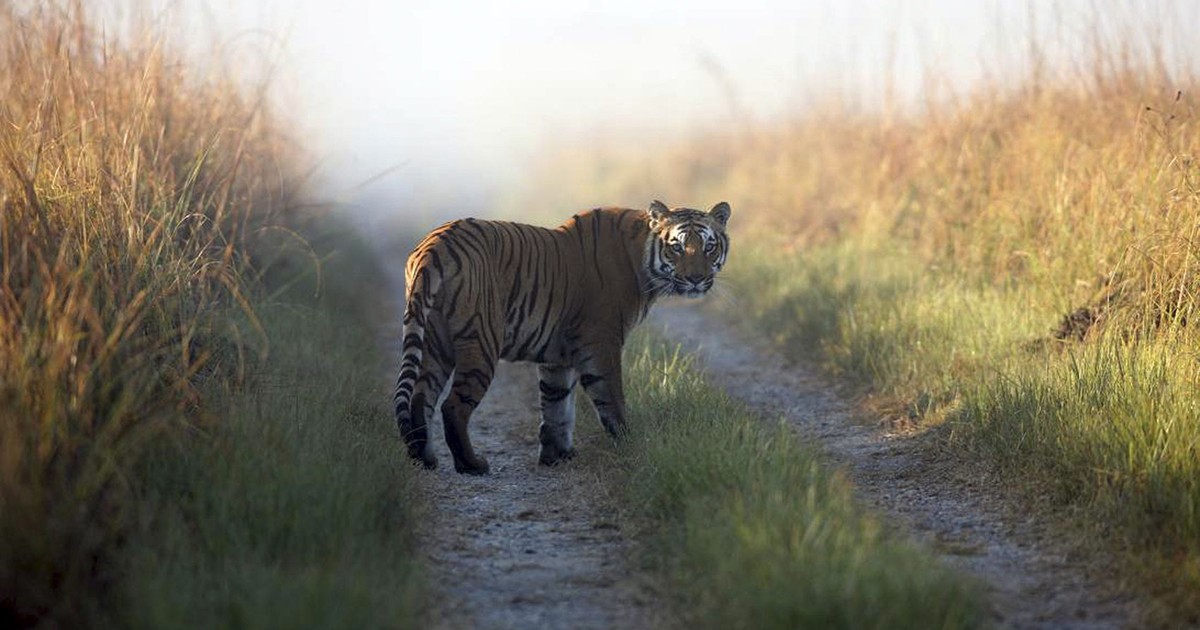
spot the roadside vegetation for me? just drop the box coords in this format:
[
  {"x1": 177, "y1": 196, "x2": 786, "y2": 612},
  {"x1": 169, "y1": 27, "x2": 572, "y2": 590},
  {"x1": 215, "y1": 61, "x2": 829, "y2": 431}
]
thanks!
[
  {"x1": 0, "y1": 3, "x2": 420, "y2": 627},
  {"x1": 120, "y1": 239, "x2": 422, "y2": 629},
  {"x1": 607, "y1": 333, "x2": 984, "y2": 629},
  {"x1": 522, "y1": 17, "x2": 1200, "y2": 625}
]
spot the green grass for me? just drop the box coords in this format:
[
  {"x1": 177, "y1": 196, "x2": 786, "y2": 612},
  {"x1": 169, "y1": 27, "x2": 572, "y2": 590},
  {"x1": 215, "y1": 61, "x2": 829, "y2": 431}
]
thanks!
[
  {"x1": 614, "y1": 332, "x2": 985, "y2": 629},
  {"x1": 726, "y1": 241, "x2": 1200, "y2": 622},
  {"x1": 118, "y1": 236, "x2": 424, "y2": 629},
  {"x1": 964, "y1": 337, "x2": 1200, "y2": 542},
  {"x1": 724, "y1": 244, "x2": 1059, "y2": 421}
]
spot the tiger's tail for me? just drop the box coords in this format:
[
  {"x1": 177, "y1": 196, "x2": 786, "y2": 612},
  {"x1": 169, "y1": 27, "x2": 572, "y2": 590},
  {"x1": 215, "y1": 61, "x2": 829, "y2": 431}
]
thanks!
[{"x1": 394, "y1": 265, "x2": 441, "y2": 468}]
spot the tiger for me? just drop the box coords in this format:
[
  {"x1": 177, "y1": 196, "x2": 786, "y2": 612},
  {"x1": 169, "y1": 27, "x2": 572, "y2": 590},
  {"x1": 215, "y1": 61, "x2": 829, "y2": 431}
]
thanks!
[{"x1": 393, "y1": 200, "x2": 731, "y2": 474}]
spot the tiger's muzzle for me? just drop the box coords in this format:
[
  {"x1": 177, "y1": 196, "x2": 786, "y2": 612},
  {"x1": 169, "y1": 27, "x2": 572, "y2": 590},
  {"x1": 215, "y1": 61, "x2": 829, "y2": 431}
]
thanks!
[{"x1": 675, "y1": 274, "x2": 714, "y2": 298}]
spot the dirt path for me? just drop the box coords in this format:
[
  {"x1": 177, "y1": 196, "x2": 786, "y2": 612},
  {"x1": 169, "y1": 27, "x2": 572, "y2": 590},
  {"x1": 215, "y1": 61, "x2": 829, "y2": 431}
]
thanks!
[
  {"x1": 412, "y1": 361, "x2": 660, "y2": 630},
  {"x1": 650, "y1": 301, "x2": 1140, "y2": 630}
]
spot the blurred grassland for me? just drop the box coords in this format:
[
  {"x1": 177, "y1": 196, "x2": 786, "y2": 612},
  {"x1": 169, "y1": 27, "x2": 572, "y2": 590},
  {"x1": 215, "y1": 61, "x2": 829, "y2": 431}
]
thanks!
[
  {"x1": 0, "y1": 2, "x2": 419, "y2": 626},
  {"x1": 519, "y1": 20, "x2": 1200, "y2": 624}
]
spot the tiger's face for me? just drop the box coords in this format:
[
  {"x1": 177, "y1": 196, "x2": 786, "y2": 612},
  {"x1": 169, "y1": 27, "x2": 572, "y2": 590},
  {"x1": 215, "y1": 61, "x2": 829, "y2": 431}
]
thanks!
[{"x1": 645, "y1": 200, "x2": 732, "y2": 298}]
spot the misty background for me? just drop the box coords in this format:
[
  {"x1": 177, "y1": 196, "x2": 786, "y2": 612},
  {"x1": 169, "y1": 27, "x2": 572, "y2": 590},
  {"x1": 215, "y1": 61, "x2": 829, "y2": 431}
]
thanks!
[{"x1": 139, "y1": 0, "x2": 1197, "y2": 230}]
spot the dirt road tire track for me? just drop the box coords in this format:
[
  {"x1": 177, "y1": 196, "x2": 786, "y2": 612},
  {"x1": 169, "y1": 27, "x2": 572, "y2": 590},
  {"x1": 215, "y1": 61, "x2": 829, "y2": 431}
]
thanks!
[{"x1": 651, "y1": 301, "x2": 1140, "y2": 630}]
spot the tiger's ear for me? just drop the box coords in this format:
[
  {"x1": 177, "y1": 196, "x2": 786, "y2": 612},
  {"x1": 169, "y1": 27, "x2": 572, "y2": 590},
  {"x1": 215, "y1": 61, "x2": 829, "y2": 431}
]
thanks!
[
  {"x1": 709, "y1": 201, "x2": 731, "y2": 227},
  {"x1": 648, "y1": 200, "x2": 671, "y2": 226}
]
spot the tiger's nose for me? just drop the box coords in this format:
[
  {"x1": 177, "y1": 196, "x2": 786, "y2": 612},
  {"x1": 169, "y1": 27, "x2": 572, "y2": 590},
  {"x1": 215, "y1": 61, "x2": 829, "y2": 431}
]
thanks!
[{"x1": 684, "y1": 273, "x2": 706, "y2": 284}]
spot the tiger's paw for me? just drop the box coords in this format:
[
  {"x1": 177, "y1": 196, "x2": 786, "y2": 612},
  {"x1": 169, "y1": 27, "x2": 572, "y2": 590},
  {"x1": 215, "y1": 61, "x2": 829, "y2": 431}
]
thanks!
[
  {"x1": 538, "y1": 445, "x2": 577, "y2": 466},
  {"x1": 453, "y1": 456, "x2": 490, "y2": 476},
  {"x1": 407, "y1": 444, "x2": 438, "y2": 470}
]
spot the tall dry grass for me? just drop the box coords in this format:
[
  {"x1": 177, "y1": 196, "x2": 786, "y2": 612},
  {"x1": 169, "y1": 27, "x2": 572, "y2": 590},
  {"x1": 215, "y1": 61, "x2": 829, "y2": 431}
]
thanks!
[
  {"x1": 0, "y1": 2, "x2": 302, "y2": 624},
  {"x1": 530, "y1": 62, "x2": 1200, "y2": 326}
]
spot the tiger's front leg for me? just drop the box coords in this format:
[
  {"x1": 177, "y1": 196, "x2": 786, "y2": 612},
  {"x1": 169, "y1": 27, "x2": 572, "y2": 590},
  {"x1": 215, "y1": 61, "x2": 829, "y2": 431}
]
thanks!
[
  {"x1": 578, "y1": 351, "x2": 629, "y2": 438},
  {"x1": 538, "y1": 364, "x2": 578, "y2": 466}
]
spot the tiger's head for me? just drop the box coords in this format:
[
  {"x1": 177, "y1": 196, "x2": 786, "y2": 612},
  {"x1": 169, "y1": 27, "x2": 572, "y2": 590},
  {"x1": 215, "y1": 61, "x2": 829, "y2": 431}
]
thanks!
[{"x1": 645, "y1": 200, "x2": 732, "y2": 299}]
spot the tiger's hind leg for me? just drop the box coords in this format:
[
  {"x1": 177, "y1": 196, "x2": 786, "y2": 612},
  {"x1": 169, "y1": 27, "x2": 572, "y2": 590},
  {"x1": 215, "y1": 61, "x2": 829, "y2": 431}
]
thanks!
[
  {"x1": 441, "y1": 339, "x2": 495, "y2": 475},
  {"x1": 537, "y1": 364, "x2": 578, "y2": 466},
  {"x1": 579, "y1": 348, "x2": 629, "y2": 438},
  {"x1": 399, "y1": 310, "x2": 453, "y2": 469}
]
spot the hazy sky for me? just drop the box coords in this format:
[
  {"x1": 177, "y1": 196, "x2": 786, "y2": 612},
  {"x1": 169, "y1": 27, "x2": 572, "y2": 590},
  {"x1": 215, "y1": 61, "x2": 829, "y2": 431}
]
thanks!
[{"x1": 151, "y1": 0, "x2": 1195, "y2": 215}]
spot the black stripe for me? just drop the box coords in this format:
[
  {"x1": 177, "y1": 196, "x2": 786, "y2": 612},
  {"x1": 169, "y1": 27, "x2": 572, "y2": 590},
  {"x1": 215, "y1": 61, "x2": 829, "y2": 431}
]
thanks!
[
  {"x1": 457, "y1": 368, "x2": 491, "y2": 386},
  {"x1": 590, "y1": 210, "x2": 605, "y2": 287},
  {"x1": 504, "y1": 270, "x2": 524, "y2": 311},
  {"x1": 573, "y1": 220, "x2": 587, "y2": 261},
  {"x1": 539, "y1": 380, "x2": 573, "y2": 402},
  {"x1": 444, "y1": 241, "x2": 463, "y2": 269}
]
